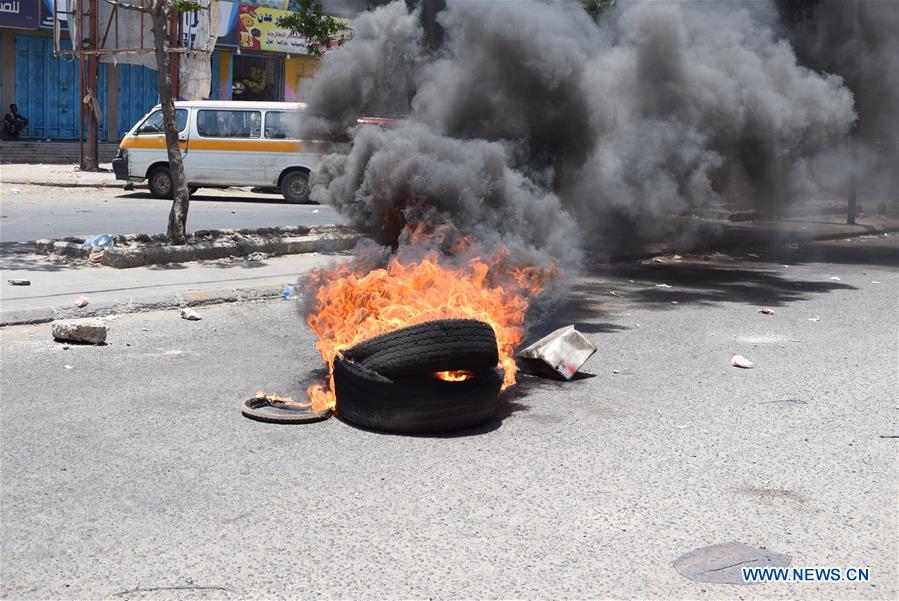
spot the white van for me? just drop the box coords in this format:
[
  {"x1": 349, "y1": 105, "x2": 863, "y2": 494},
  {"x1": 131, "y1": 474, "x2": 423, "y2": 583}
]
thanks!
[{"x1": 113, "y1": 101, "x2": 330, "y2": 203}]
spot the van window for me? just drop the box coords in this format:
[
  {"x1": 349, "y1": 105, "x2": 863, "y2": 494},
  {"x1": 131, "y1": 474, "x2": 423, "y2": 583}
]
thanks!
[
  {"x1": 264, "y1": 111, "x2": 297, "y2": 139},
  {"x1": 138, "y1": 109, "x2": 187, "y2": 134},
  {"x1": 197, "y1": 110, "x2": 262, "y2": 139}
]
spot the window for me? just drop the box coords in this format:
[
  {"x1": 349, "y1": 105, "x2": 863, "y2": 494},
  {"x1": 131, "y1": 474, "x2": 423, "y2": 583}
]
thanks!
[
  {"x1": 197, "y1": 110, "x2": 262, "y2": 139},
  {"x1": 264, "y1": 111, "x2": 299, "y2": 139},
  {"x1": 138, "y1": 109, "x2": 187, "y2": 134}
]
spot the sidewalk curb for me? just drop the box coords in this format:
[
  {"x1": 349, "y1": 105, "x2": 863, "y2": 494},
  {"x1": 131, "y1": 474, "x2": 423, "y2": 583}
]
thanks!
[
  {"x1": 3, "y1": 222, "x2": 894, "y2": 328},
  {"x1": 0, "y1": 283, "x2": 287, "y2": 327},
  {"x1": 2, "y1": 179, "x2": 123, "y2": 188},
  {"x1": 35, "y1": 227, "x2": 361, "y2": 268}
]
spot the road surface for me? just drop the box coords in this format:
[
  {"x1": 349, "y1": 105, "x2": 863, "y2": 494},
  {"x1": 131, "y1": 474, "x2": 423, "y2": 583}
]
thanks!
[
  {"x1": 1, "y1": 238, "x2": 897, "y2": 599},
  {"x1": 0, "y1": 184, "x2": 345, "y2": 242}
]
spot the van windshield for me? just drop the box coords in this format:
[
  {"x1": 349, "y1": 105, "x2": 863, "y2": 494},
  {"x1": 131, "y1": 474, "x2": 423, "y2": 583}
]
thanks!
[{"x1": 138, "y1": 109, "x2": 187, "y2": 134}]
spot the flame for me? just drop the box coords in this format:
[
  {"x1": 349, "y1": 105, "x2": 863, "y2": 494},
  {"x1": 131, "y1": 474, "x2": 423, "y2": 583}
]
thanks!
[
  {"x1": 255, "y1": 390, "x2": 310, "y2": 408},
  {"x1": 304, "y1": 231, "x2": 555, "y2": 412},
  {"x1": 433, "y1": 370, "x2": 475, "y2": 382}
]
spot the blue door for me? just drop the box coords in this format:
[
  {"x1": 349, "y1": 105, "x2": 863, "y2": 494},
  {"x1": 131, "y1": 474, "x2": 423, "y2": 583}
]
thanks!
[
  {"x1": 14, "y1": 35, "x2": 106, "y2": 140},
  {"x1": 118, "y1": 64, "x2": 159, "y2": 139}
]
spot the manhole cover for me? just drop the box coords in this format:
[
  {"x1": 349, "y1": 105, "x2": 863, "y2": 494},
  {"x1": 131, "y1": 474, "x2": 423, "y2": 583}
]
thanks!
[
  {"x1": 673, "y1": 542, "x2": 792, "y2": 584},
  {"x1": 241, "y1": 397, "x2": 331, "y2": 424}
]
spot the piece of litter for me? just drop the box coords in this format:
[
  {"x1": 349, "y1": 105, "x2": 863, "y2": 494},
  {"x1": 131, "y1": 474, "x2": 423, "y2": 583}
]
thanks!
[
  {"x1": 758, "y1": 308, "x2": 775, "y2": 315},
  {"x1": 672, "y1": 254, "x2": 682, "y2": 261},
  {"x1": 808, "y1": 316, "x2": 820, "y2": 322},
  {"x1": 671, "y1": 300, "x2": 678, "y2": 304},
  {"x1": 872, "y1": 281, "x2": 882, "y2": 284},
  {"x1": 652, "y1": 257, "x2": 664, "y2": 263},
  {"x1": 312, "y1": 209, "x2": 319, "y2": 214},
  {"x1": 656, "y1": 283, "x2": 672, "y2": 288},
  {"x1": 245, "y1": 251, "x2": 268, "y2": 261},
  {"x1": 8, "y1": 279, "x2": 30, "y2": 286},
  {"x1": 731, "y1": 354, "x2": 755, "y2": 369},
  {"x1": 74, "y1": 296, "x2": 90, "y2": 308},
  {"x1": 64, "y1": 365, "x2": 74, "y2": 370},
  {"x1": 89, "y1": 248, "x2": 106, "y2": 263},
  {"x1": 786, "y1": 243, "x2": 800, "y2": 249},
  {"x1": 673, "y1": 424, "x2": 690, "y2": 429},
  {"x1": 612, "y1": 369, "x2": 620, "y2": 374},
  {"x1": 516, "y1": 325, "x2": 597, "y2": 381},
  {"x1": 782, "y1": 265, "x2": 790, "y2": 268},
  {"x1": 610, "y1": 290, "x2": 621, "y2": 297},
  {"x1": 10, "y1": 187, "x2": 21, "y2": 195},
  {"x1": 829, "y1": 276, "x2": 841, "y2": 281},
  {"x1": 180, "y1": 308, "x2": 202, "y2": 321},
  {"x1": 747, "y1": 252, "x2": 759, "y2": 258}
]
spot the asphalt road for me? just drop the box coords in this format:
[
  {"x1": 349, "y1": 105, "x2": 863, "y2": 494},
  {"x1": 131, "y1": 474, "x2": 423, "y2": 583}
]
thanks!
[
  {"x1": 1, "y1": 239, "x2": 897, "y2": 599},
  {"x1": 0, "y1": 184, "x2": 345, "y2": 242}
]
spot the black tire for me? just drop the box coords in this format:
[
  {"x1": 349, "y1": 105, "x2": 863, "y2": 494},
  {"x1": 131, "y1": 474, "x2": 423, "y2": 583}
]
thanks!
[
  {"x1": 333, "y1": 356, "x2": 501, "y2": 434},
  {"x1": 342, "y1": 319, "x2": 499, "y2": 376},
  {"x1": 148, "y1": 166, "x2": 173, "y2": 199},
  {"x1": 281, "y1": 170, "x2": 310, "y2": 203}
]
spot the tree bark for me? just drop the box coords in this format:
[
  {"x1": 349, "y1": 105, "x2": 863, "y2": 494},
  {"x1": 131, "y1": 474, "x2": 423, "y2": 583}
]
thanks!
[{"x1": 150, "y1": 1, "x2": 190, "y2": 244}]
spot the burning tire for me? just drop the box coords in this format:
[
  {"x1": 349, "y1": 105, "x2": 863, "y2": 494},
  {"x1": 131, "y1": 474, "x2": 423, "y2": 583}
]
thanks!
[
  {"x1": 333, "y1": 356, "x2": 502, "y2": 434},
  {"x1": 342, "y1": 319, "x2": 499, "y2": 376}
]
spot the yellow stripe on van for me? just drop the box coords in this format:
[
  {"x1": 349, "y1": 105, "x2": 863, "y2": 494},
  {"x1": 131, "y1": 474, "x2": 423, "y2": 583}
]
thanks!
[
  {"x1": 120, "y1": 136, "x2": 187, "y2": 151},
  {"x1": 121, "y1": 136, "x2": 315, "y2": 153}
]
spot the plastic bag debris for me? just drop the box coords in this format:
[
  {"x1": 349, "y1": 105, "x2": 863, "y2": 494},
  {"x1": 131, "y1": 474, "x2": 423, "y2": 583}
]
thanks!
[
  {"x1": 758, "y1": 308, "x2": 775, "y2": 315},
  {"x1": 656, "y1": 283, "x2": 672, "y2": 288},
  {"x1": 829, "y1": 276, "x2": 841, "y2": 281},
  {"x1": 10, "y1": 187, "x2": 22, "y2": 195},
  {"x1": 74, "y1": 296, "x2": 90, "y2": 308},
  {"x1": 82, "y1": 234, "x2": 114, "y2": 249},
  {"x1": 180, "y1": 308, "x2": 202, "y2": 321},
  {"x1": 731, "y1": 354, "x2": 755, "y2": 369},
  {"x1": 872, "y1": 281, "x2": 882, "y2": 284},
  {"x1": 281, "y1": 284, "x2": 298, "y2": 300},
  {"x1": 245, "y1": 251, "x2": 268, "y2": 261},
  {"x1": 8, "y1": 279, "x2": 30, "y2": 286},
  {"x1": 808, "y1": 316, "x2": 820, "y2": 322},
  {"x1": 516, "y1": 325, "x2": 597, "y2": 381},
  {"x1": 747, "y1": 252, "x2": 760, "y2": 258}
]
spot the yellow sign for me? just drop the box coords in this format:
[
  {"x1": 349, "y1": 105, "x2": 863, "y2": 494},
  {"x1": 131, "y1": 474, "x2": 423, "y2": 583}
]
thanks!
[{"x1": 238, "y1": 4, "x2": 308, "y2": 54}]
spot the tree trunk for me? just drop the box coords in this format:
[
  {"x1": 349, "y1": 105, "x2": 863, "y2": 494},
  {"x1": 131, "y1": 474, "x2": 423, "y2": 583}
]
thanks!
[{"x1": 151, "y1": 2, "x2": 190, "y2": 244}]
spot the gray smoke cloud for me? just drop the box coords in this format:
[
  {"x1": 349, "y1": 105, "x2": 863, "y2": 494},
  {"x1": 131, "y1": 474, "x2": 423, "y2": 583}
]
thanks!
[
  {"x1": 779, "y1": 0, "x2": 899, "y2": 210},
  {"x1": 304, "y1": 0, "x2": 884, "y2": 280}
]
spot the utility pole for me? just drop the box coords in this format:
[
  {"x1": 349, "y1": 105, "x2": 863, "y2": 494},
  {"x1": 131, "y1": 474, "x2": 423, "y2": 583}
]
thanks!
[
  {"x1": 78, "y1": 0, "x2": 100, "y2": 171},
  {"x1": 847, "y1": 0, "x2": 859, "y2": 224}
]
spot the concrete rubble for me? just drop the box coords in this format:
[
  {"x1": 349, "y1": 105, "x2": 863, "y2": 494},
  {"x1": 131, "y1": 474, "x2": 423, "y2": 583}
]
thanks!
[{"x1": 51, "y1": 318, "x2": 108, "y2": 345}]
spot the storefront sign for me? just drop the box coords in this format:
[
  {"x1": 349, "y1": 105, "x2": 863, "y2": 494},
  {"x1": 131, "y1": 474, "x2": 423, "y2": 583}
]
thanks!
[
  {"x1": 237, "y1": 4, "x2": 310, "y2": 54},
  {"x1": 1, "y1": 0, "x2": 40, "y2": 29}
]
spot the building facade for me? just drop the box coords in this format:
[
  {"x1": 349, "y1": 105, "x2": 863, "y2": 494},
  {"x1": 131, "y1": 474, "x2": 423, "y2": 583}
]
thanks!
[{"x1": 0, "y1": 0, "x2": 323, "y2": 142}]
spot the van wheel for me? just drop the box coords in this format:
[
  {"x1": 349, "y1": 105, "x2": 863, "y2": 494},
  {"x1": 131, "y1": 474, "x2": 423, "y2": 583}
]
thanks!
[
  {"x1": 148, "y1": 166, "x2": 173, "y2": 199},
  {"x1": 281, "y1": 171, "x2": 310, "y2": 204}
]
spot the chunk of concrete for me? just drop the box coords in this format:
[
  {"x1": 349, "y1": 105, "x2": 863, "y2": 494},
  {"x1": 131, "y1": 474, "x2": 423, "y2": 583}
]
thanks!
[
  {"x1": 51, "y1": 318, "x2": 108, "y2": 345},
  {"x1": 516, "y1": 325, "x2": 597, "y2": 380}
]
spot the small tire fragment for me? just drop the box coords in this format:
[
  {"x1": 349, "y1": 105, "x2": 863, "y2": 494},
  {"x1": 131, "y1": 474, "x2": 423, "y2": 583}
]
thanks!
[{"x1": 241, "y1": 397, "x2": 331, "y2": 424}]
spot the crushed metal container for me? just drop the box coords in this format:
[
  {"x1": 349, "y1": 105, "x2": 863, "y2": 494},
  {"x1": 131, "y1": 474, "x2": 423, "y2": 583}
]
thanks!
[{"x1": 515, "y1": 325, "x2": 597, "y2": 380}]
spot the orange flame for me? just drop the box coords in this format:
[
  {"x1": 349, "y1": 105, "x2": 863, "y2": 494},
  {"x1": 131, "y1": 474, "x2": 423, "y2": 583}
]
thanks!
[
  {"x1": 433, "y1": 370, "x2": 475, "y2": 382},
  {"x1": 304, "y1": 237, "x2": 555, "y2": 412},
  {"x1": 255, "y1": 390, "x2": 310, "y2": 408}
]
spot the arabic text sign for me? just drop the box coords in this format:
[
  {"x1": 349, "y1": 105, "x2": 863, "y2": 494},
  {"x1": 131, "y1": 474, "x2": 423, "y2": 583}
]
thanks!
[
  {"x1": 237, "y1": 4, "x2": 310, "y2": 55},
  {"x1": 0, "y1": 0, "x2": 40, "y2": 29}
]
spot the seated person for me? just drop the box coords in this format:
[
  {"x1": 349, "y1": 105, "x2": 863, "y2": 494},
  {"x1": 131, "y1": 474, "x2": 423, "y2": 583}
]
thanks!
[{"x1": 2, "y1": 104, "x2": 27, "y2": 140}]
